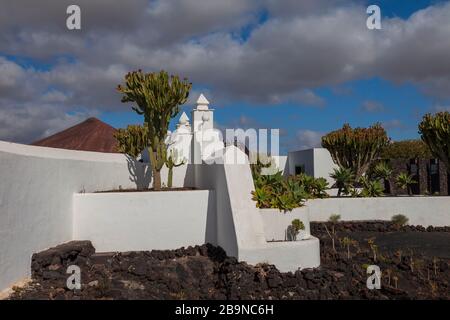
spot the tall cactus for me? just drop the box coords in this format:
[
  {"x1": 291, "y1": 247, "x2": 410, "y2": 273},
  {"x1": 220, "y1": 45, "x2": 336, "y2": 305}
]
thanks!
[
  {"x1": 165, "y1": 149, "x2": 186, "y2": 188},
  {"x1": 419, "y1": 111, "x2": 450, "y2": 173},
  {"x1": 321, "y1": 123, "x2": 389, "y2": 178},
  {"x1": 117, "y1": 70, "x2": 191, "y2": 190}
]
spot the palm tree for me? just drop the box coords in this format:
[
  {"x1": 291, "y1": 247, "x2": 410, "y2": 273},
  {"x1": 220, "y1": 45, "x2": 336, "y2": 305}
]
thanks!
[
  {"x1": 395, "y1": 172, "x2": 417, "y2": 195},
  {"x1": 330, "y1": 167, "x2": 355, "y2": 196}
]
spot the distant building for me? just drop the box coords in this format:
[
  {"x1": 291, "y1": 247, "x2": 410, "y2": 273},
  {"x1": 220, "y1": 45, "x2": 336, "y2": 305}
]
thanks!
[
  {"x1": 286, "y1": 146, "x2": 449, "y2": 196},
  {"x1": 31, "y1": 117, "x2": 119, "y2": 153},
  {"x1": 286, "y1": 148, "x2": 337, "y2": 186}
]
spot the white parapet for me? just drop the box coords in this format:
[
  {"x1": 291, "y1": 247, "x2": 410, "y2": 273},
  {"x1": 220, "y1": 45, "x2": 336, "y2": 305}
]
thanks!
[
  {"x1": 306, "y1": 196, "x2": 450, "y2": 226},
  {"x1": 195, "y1": 146, "x2": 321, "y2": 272},
  {"x1": 73, "y1": 190, "x2": 215, "y2": 252}
]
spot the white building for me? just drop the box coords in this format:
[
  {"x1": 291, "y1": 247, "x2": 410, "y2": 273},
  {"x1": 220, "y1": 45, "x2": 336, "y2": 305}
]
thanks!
[{"x1": 286, "y1": 148, "x2": 337, "y2": 186}]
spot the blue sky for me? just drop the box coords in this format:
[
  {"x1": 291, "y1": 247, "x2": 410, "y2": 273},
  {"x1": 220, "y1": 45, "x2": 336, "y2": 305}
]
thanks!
[{"x1": 0, "y1": 0, "x2": 449, "y2": 153}]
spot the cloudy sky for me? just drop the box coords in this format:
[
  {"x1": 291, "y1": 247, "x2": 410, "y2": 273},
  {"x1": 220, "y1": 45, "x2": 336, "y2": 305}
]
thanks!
[{"x1": 0, "y1": 0, "x2": 449, "y2": 153}]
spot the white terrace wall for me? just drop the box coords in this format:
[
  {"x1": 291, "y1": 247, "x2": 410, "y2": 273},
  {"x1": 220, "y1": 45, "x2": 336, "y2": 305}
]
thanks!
[
  {"x1": 260, "y1": 208, "x2": 311, "y2": 241},
  {"x1": 195, "y1": 146, "x2": 321, "y2": 272},
  {"x1": 306, "y1": 197, "x2": 450, "y2": 226},
  {"x1": 0, "y1": 140, "x2": 189, "y2": 290},
  {"x1": 73, "y1": 190, "x2": 215, "y2": 252}
]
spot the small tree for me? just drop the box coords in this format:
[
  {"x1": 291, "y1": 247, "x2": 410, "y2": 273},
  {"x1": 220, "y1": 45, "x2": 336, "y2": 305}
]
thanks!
[
  {"x1": 322, "y1": 123, "x2": 389, "y2": 178},
  {"x1": 419, "y1": 112, "x2": 450, "y2": 174},
  {"x1": 117, "y1": 70, "x2": 191, "y2": 190},
  {"x1": 324, "y1": 214, "x2": 341, "y2": 252},
  {"x1": 341, "y1": 237, "x2": 357, "y2": 259}
]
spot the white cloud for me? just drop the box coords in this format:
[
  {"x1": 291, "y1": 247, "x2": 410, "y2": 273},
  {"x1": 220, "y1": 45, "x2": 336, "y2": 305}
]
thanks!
[
  {"x1": 361, "y1": 100, "x2": 385, "y2": 113},
  {"x1": 1, "y1": 1, "x2": 450, "y2": 142},
  {"x1": 292, "y1": 129, "x2": 324, "y2": 151}
]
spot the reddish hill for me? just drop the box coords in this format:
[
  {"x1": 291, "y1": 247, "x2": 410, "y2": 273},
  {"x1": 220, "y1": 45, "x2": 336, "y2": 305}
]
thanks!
[{"x1": 31, "y1": 117, "x2": 119, "y2": 153}]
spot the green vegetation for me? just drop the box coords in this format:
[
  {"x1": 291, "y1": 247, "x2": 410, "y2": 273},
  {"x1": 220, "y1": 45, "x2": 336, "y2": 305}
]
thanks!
[
  {"x1": 367, "y1": 238, "x2": 378, "y2": 262},
  {"x1": 359, "y1": 176, "x2": 384, "y2": 197},
  {"x1": 381, "y1": 139, "x2": 432, "y2": 159},
  {"x1": 286, "y1": 219, "x2": 305, "y2": 241},
  {"x1": 165, "y1": 149, "x2": 185, "y2": 188},
  {"x1": 249, "y1": 152, "x2": 275, "y2": 178},
  {"x1": 321, "y1": 123, "x2": 389, "y2": 178},
  {"x1": 340, "y1": 237, "x2": 357, "y2": 259},
  {"x1": 117, "y1": 70, "x2": 191, "y2": 190},
  {"x1": 251, "y1": 171, "x2": 306, "y2": 211},
  {"x1": 251, "y1": 170, "x2": 329, "y2": 212},
  {"x1": 369, "y1": 161, "x2": 392, "y2": 194},
  {"x1": 114, "y1": 125, "x2": 148, "y2": 158},
  {"x1": 329, "y1": 214, "x2": 341, "y2": 223},
  {"x1": 391, "y1": 214, "x2": 409, "y2": 226},
  {"x1": 419, "y1": 111, "x2": 450, "y2": 173},
  {"x1": 324, "y1": 214, "x2": 341, "y2": 252},
  {"x1": 330, "y1": 167, "x2": 355, "y2": 196},
  {"x1": 395, "y1": 172, "x2": 417, "y2": 195}
]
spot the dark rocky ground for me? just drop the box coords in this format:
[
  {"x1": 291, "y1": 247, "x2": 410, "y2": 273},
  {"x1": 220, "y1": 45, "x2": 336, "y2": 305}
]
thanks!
[{"x1": 9, "y1": 221, "x2": 450, "y2": 300}]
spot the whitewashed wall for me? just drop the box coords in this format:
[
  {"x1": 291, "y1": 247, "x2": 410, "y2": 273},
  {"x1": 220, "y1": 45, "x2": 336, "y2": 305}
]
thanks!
[
  {"x1": 307, "y1": 196, "x2": 450, "y2": 226},
  {"x1": 73, "y1": 190, "x2": 215, "y2": 252},
  {"x1": 260, "y1": 208, "x2": 311, "y2": 241},
  {"x1": 0, "y1": 141, "x2": 189, "y2": 290},
  {"x1": 196, "y1": 146, "x2": 321, "y2": 272}
]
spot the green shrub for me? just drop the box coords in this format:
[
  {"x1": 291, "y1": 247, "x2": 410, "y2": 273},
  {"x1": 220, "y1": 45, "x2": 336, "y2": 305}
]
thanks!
[
  {"x1": 369, "y1": 161, "x2": 392, "y2": 194},
  {"x1": 252, "y1": 171, "x2": 306, "y2": 211},
  {"x1": 251, "y1": 171, "x2": 328, "y2": 211},
  {"x1": 330, "y1": 167, "x2": 355, "y2": 196},
  {"x1": 359, "y1": 176, "x2": 384, "y2": 197},
  {"x1": 395, "y1": 172, "x2": 417, "y2": 195},
  {"x1": 328, "y1": 214, "x2": 341, "y2": 223},
  {"x1": 391, "y1": 214, "x2": 409, "y2": 226},
  {"x1": 287, "y1": 219, "x2": 305, "y2": 241},
  {"x1": 381, "y1": 140, "x2": 432, "y2": 159}
]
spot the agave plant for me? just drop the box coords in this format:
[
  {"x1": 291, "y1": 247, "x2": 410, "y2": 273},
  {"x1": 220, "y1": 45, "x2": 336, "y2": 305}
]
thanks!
[
  {"x1": 250, "y1": 152, "x2": 275, "y2": 179},
  {"x1": 371, "y1": 161, "x2": 393, "y2": 194},
  {"x1": 395, "y1": 172, "x2": 417, "y2": 195},
  {"x1": 251, "y1": 171, "x2": 307, "y2": 211},
  {"x1": 330, "y1": 167, "x2": 355, "y2": 196},
  {"x1": 312, "y1": 177, "x2": 329, "y2": 198},
  {"x1": 295, "y1": 173, "x2": 316, "y2": 195},
  {"x1": 359, "y1": 176, "x2": 384, "y2": 197}
]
